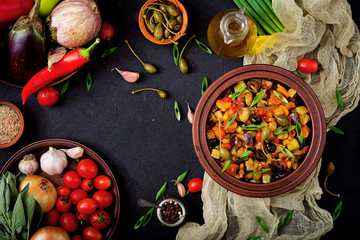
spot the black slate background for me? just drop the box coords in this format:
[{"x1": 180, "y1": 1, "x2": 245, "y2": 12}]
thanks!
[{"x1": 0, "y1": 0, "x2": 359, "y2": 239}]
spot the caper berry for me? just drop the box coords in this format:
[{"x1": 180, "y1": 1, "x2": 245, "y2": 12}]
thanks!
[
  {"x1": 168, "y1": 18, "x2": 178, "y2": 29},
  {"x1": 143, "y1": 63, "x2": 157, "y2": 74},
  {"x1": 275, "y1": 115, "x2": 289, "y2": 127},
  {"x1": 164, "y1": 29, "x2": 170, "y2": 38},
  {"x1": 179, "y1": 57, "x2": 188, "y2": 73},
  {"x1": 157, "y1": 90, "x2": 167, "y2": 99},
  {"x1": 176, "y1": 15, "x2": 183, "y2": 25},
  {"x1": 261, "y1": 126, "x2": 270, "y2": 142},
  {"x1": 153, "y1": 11, "x2": 164, "y2": 23},
  {"x1": 159, "y1": 4, "x2": 168, "y2": 14},
  {"x1": 220, "y1": 147, "x2": 231, "y2": 160},
  {"x1": 167, "y1": 5, "x2": 179, "y2": 16},
  {"x1": 154, "y1": 23, "x2": 164, "y2": 40}
]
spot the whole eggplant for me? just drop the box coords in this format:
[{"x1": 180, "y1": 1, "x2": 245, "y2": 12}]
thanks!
[{"x1": 7, "y1": 0, "x2": 46, "y2": 82}]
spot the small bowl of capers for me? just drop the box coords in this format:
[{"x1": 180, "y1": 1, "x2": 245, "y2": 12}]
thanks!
[{"x1": 138, "y1": 0, "x2": 188, "y2": 45}]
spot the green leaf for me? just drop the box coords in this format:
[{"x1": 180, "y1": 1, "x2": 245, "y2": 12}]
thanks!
[
  {"x1": 201, "y1": 77, "x2": 208, "y2": 95},
  {"x1": 225, "y1": 112, "x2": 237, "y2": 129},
  {"x1": 195, "y1": 39, "x2": 212, "y2": 54},
  {"x1": 86, "y1": 73, "x2": 93, "y2": 92},
  {"x1": 101, "y1": 47, "x2": 118, "y2": 58},
  {"x1": 274, "y1": 125, "x2": 296, "y2": 135},
  {"x1": 255, "y1": 216, "x2": 269, "y2": 233},
  {"x1": 0, "y1": 180, "x2": 5, "y2": 213},
  {"x1": 173, "y1": 44, "x2": 180, "y2": 66},
  {"x1": 332, "y1": 200, "x2": 342, "y2": 221},
  {"x1": 330, "y1": 126, "x2": 344, "y2": 135},
  {"x1": 250, "y1": 89, "x2": 266, "y2": 107},
  {"x1": 176, "y1": 170, "x2": 189, "y2": 185},
  {"x1": 155, "y1": 181, "x2": 168, "y2": 202},
  {"x1": 240, "y1": 151, "x2": 252, "y2": 160},
  {"x1": 230, "y1": 86, "x2": 247, "y2": 100},
  {"x1": 5, "y1": 188, "x2": 10, "y2": 212},
  {"x1": 59, "y1": 79, "x2": 71, "y2": 96},
  {"x1": 336, "y1": 89, "x2": 343, "y2": 111},
  {"x1": 174, "y1": 101, "x2": 181, "y2": 121},
  {"x1": 273, "y1": 90, "x2": 288, "y2": 103},
  {"x1": 251, "y1": 168, "x2": 271, "y2": 175},
  {"x1": 33, "y1": 201, "x2": 43, "y2": 229},
  {"x1": 221, "y1": 160, "x2": 231, "y2": 173},
  {"x1": 24, "y1": 194, "x2": 36, "y2": 240},
  {"x1": 142, "y1": 208, "x2": 154, "y2": 227},
  {"x1": 242, "y1": 125, "x2": 265, "y2": 131},
  {"x1": 278, "y1": 146, "x2": 294, "y2": 158},
  {"x1": 295, "y1": 121, "x2": 303, "y2": 144},
  {"x1": 134, "y1": 215, "x2": 145, "y2": 230},
  {"x1": 12, "y1": 193, "x2": 26, "y2": 234}
]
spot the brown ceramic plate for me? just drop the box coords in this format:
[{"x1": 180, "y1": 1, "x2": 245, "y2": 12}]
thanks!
[
  {"x1": 192, "y1": 64, "x2": 326, "y2": 197},
  {"x1": 0, "y1": 139, "x2": 120, "y2": 238}
]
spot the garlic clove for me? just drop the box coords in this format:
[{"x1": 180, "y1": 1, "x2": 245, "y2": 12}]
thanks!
[
  {"x1": 112, "y1": 67, "x2": 140, "y2": 83},
  {"x1": 185, "y1": 101, "x2": 194, "y2": 124},
  {"x1": 60, "y1": 147, "x2": 84, "y2": 159}
]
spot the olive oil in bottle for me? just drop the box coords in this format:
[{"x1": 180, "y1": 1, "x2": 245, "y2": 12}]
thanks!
[{"x1": 207, "y1": 7, "x2": 257, "y2": 59}]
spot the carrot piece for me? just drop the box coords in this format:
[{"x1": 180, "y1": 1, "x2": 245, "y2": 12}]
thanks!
[
  {"x1": 277, "y1": 84, "x2": 290, "y2": 98},
  {"x1": 279, "y1": 105, "x2": 289, "y2": 116},
  {"x1": 302, "y1": 125, "x2": 311, "y2": 138}
]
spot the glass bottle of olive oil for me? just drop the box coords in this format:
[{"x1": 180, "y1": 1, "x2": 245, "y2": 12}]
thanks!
[{"x1": 207, "y1": 7, "x2": 257, "y2": 59}]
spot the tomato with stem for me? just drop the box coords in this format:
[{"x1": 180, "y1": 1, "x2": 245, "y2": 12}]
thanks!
[
  {"x1": 90, "y1": 210, "x2": 111, "y2": 229},
  {"x1": 37, "y1": 87, "x2": 59, "y2": 107},
  {"x1": 188, "y1": 178, "x2": 203, "y2": 193},
  {"x1": 56, "y1": 196, "x2": 71, "y2": 212},
  {"x1": 99, "y1": 22, "x2": 114, "y2": 40}
]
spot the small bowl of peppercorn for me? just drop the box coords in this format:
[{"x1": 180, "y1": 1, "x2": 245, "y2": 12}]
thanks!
[
  {"x1": 156, "y1": 196, "x2": 187, "y2": 227},
  {"x1": 0, "y1": 101, "x2": 24, "y2": 149}
]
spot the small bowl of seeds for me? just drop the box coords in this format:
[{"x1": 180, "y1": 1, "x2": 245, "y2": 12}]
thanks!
[
  {"x1": 138, "y1": 0, "x2": 188, "y2": 45},
  {"x1": 0, "y1": 101, "x2": 24, "y2": 149},
  {"x1": 156, "y1": 196, "x2": 187, "y2": 227}
]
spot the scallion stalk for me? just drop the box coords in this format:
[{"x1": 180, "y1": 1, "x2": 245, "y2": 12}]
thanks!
[
  {"x1": 247, "y1": 0, "x2": 282, "y2": 32},
  {"x1": 255, "y1": 0, "x2": 284, "y2": 30},
  {"x1": 233, "y1": 0, "x2": 266, "y2": 35}
]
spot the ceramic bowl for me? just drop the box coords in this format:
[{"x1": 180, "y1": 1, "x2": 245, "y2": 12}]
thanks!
[
  {"x1": 0, "y1": 101, "x2": 24, "y2": 149},
  {"x1": 138, "y1": 0, "x2": 188, "y2": 45},
  {"x1": 192, "y1": 64, "x2": 326, "y2": 197}
]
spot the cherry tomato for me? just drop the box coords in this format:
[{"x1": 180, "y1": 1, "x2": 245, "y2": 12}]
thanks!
[
  {"x1": 63, "y1": 171, "x2": 82, "y2": 189},
  {"x1": 81, "y1": 179, "x2": 95, "y2": 191},
  {"x1": 72, "y1": 235, "x2": 84, "y2": 240},
  {"x1": 92, "y1": 190, "x2": 113, "y2": 209},
  {"x1": 77, "y1": 159, "x2": 98, "y2": 179},
  {"x1": 70, "y1": 189, "x2": 88, "y2": 205},
  {"x1": 60, "y1": 212, "x2": 79, "y2": 233},
  {"x1": 45, "y1": 208, "x2": 60, "y2": 226},
  {"x1": 94, "y1": 175, "x2": 111, "y2": 190},
  {"x1": 37, "y1": 87, "x2": 59, "y2": 107},
  {"x1": 255, "y1": 131, "x2": 262, "y2": 142},
  {"x1": 56, "y1": 196, "x2": 71, "y2": 213},
  {"x1": 90, "y1": 210, "x2": 111, "y2": 229},
  {"x1": 297, "y1": 58, "x2": 318, "y2": 73},
  {"x1": 83, "y1": 226, "x2": 102, "y2": 240},
  {"x1": 76, "y1": 212, "x2": 90, "y2": 224},
  {"x1": 77, "y1": 198, "x2": 98, "y2": 215},
  {"x1": 57, "y1": 186, "x2": 71, "y2": 197},
  {"x1": 99, "y1": 22, "x2": 114, "y2": 40},
  {"x1": 188, "y1": 178, "x2": 203, "y2": 193}
]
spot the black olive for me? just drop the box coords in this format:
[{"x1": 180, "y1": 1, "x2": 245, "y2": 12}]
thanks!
[
  {"x1": 266, "y1": 143, "x2": 276, "y2": 153},
  {"x1": 208, "y1": 139, "x2": 219, "y2": 149},
  {"x1": 247, "y1": 79, "x2": 260, "y2": 93},
  {"x1": 234, "y1": 158, "x2": 245, "y2": 165},
  {"x1": 255, "y1": 150, "x2": 266, "y2": 161},
  {"x1": 250, "y1": 114, "x2": 262, "y2": 125},
  {"x1": 239, "y1": 122, "x2": 247, "y2": 128}
]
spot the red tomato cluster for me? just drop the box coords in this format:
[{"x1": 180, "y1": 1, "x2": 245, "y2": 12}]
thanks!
[{"x1": 45, "y1": 158, "x2": 113, "y2": 240}]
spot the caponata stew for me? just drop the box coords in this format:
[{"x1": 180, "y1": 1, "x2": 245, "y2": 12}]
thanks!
[{"x1": 206, "y1": 78, "x2": 311, "y2": 183}]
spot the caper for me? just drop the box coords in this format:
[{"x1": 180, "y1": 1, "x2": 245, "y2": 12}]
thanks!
[
  {"x1": 220, "y1": 147, "x2": 231, "y2": 160},
  {"x1": 132, "y1": 88, "x2": 167, "y2": 99},
  {"x1": 153, "y1": 23, "x2": 164, "y2": 40},
  {"x1": 153, "y1": 11, "x2": 164, "y2": 23},
  {"x1": 275, "y1": 115, "x2": 289, "y2": 127},
  {"x1": 147, "y1": 21, "x2": 155, "y2": 32},
  {"x1": 144, "y1": 63, "x2": 157, "y2": 74},
  {"x1": 168, "y1": 18, "x2": 178, "y2": 29},
  {"x1": 160, "y1": 4, "x2": 168, "y2": 14},
  {"x1": 261, "y1": 126, "x2": 270, "y2": 142},
  {"x1": 324, "y1": 162, "x2": 340, "y2": 197},
  {"x1": 176, "y1": 15, "x2": 183, "y2": 25},
  {"x1": 164, "y1": 29, "x2": 170, "y2": 38},
  {"x1": 179, "y1": 58, "x2": 188, "y2": 74},
  {"x1": 173, "y1": 25, "x2": 181, "y2": 31},
  {"x1": 167, "y1": 5, "x2": 179, "y2": 16}
]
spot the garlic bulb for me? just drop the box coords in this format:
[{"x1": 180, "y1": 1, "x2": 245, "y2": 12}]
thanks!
[
  {"x1": 18, "y1": 154, "x2": 39, "y2": 175},
  {"x1": 61, "y1": 147, "x2": 84, "y2": 159},
  {"x1": 40, "y1": 147, "x2": 68, "y2": 175}
]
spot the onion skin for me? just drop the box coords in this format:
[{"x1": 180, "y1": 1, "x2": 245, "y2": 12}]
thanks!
[
  {"x1": 50, "y1": 0, "x2": 102, "y2": 48},
  {"x1": 30, "y1": 226, "x2": 70, "y2": 240},
  {"x1": 19, "y1": 175, "x2": 57, "y2": 213}
]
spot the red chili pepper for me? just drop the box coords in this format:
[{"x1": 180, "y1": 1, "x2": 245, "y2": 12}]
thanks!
[
  {"x1": 0, "y1": 0, "x2": 33, "y2": 24},
  {"x1": 22, "y1": 38, "x2": 100, "y2": 104}
]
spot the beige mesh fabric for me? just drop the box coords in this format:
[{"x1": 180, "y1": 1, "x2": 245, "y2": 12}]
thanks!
[{"x1": 177, "y1": 0, "x2": 360, "y2": 239}]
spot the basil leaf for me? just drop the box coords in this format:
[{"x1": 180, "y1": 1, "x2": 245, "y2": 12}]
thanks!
[
  {"x1": 250, "y1": 89, "x2": 266, "y2": 107},
  {"x1": 60, "y1": 79, "x2": 71, "y2": 96},
  {"x1": 174, "y1": 101, "x2": 181, "y2": 121},
  {"x1": 240, "y1": 151, "x2": 252, "y2": 160},
  {"x1": 336, "y1": 89, "x2": 343, "y2": 111},
  {"x1": 173, "y1": 44, "x2": 180, "y2": 66},
  {"x1": 201, "y1": 77, "x2": 208, "y2": 95},
  {"x1": 274, "y1": 125, "x2": 296, "y2": 135},
  {"x1": 242, "y1": 125, "x2": 265, "y2": 131},
  {"x1": 195, "y1": 39, "x2": 212, "y2": 54},
  {"x1": 134, "y1": 215, "x2": 145, "y2": 229},
  {"x1": 142, "y1": 208, "x2": 154, "y2": 227},
  {"x1": 12, "y1": 193, "x2": 26, "y2": 234},
  {"x1": 332, "y1": 200, "x2": 342, "y2": 221},
  {"x1": 221, "y1": 159, "x2": 231, "y2": 173},
  {"x1": 273, "y1": 90, "x2": 288, "y2": 103},
  {"x1": 252, "y1": 168, "x2": 271, "y2": 175},
  {"x1": 86, "y1": 73, "x2": 93, "y2": 91},
  {"x1": 155, "y1": 181, "x2": 167, "y2": 202},
  {"x1": 225, "y1": 112, "x2": 237, "y2": 129},
  {"x1": 278, "y1": 146, "x2": 294, "y2": 158},
  {"x1": 24, "y1": 194, "x2": 36, "y2": 239},
  {"x1": 255, "y1": 216, "x2": 269, "y2": 233},
  {"x1": 330, "y1": 126, "x2": 344, "y2": 135},
  {"x1": 295, "y1": 121, "x2": 304, "y2": 144},
  {"x1": 176, "y1": 170, "x2": 189, "y2": 185},
  {"x1": 230, "y1": 86, "x2": 247, "y2": 100},
  {"x1": 101, "y1": 46, "x2": 118, "y2": 58},
  {"x1": 0, "y1": 180, "x2": 5, "y2": 213}
]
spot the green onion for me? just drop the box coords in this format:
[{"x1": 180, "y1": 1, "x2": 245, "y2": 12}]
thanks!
[
  {"x1": 221, "y1": 159, "x2": 231, "y2": 173},
  {"x1": 134, "y1": 215, "x2": 145, "y2": 229},
  {"x1": 142, "y1": 208, "x2": 154, "y2": 227},
  {"x1": 59, "y1": 79, "x2": 71, "y2": 96},
  {"x1": 336, "y1": 89, "x2": 343, "y2": 111},
  {"x1": 278, "y1": 146, "x2": 294, "y2": 158},
  {"x1": 195, "y1": 39, "x2": 212, "y2": 54},
  {"x1": 225, "y1": 112, "x2": 237, "y2": 129},
  {"x1": 273, "y1": 90, "x2": 288, "y2": 103},
  {"x1": 230, "y1": 86, "x2": 247, "y2": 100},
  {"x1": 174, "y1": 101, "x2": 181, "y2": 121},
  {"x1": 295, "y1": 121, "x2": 304, "y2": 144},
  {"x1": 173, "y1": 44, "x2": 180, "y2": 66},
  {"x1": 202, "y1": 77, "x2": 208, "y2": 95},
  {"x1": 277, "y1": 209, "x2": 294, "y2": 232},
  {"x1": 86, "y1": 73, "x2": 93, "y2": 91},
  {"x1": 255, "y1": 0, "x2": 284, "y2": 30},
  {"x1": 155, "y1": 181, "x2": 167, "y2": 202},
  {"x1": 255, "y1": 216, "x2": 269, "y2": 233},
  {"x1": 332, "y1": 200, "x2": 342, "y2": 221},
  {"x1": 240, "y1": 151, "x2": 252, "y2": 160},
  {"x1": 274, "y1": 125, "x2": 296, "y2": 135},
  {"x1": 175, "y1": 170, "x2": 189, "y2": 185},
  {"x1": 252, "y1": 168, "x2": 271, "y2": 175},
  {"x1": 330, "y1": 126, "x2": 344, "y2": 135},
  {"x1": 233, "y1": 0, "x2": 267, "y2": 35},
  {"x1": 242, "y1": 124, "x2": 265, "y2": 131},
  {"x1": 264, "y1": 0, "x2": 274, "y2": 14},
  {"x1": 250, "y1": 89, "x2": 267, "y2": 107},
  {"x1": 101, "y1": 47, "x2": 118, "y2": 58},
  {"x1": 247, "y1": 0, "x2": 282, "y2": 32}
]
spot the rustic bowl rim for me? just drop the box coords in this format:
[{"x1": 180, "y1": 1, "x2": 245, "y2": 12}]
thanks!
[
  {"x1": 192, "y1": 64, "x2": 326, "y2": 197},
  {"x1": 138, "y1": 0, "x2": 188, "y2": 45},
  {"x1": 0, "y1": 101, "x2": 24, "y2": 149}
]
